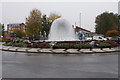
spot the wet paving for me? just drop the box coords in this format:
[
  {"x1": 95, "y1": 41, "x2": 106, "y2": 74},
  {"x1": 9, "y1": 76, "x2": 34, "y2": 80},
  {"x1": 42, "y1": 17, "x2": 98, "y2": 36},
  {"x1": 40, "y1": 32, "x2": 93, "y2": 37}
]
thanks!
[{"x1": 2, "y1": 51, "x2": 118, "y2": 78}]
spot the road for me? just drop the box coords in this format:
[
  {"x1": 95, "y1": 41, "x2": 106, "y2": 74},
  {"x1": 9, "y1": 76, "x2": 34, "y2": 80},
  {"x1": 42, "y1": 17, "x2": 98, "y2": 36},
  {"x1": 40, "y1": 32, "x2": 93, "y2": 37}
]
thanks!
[{"x1": 2, "y1": 51, "x2": 118, "y2": 78}]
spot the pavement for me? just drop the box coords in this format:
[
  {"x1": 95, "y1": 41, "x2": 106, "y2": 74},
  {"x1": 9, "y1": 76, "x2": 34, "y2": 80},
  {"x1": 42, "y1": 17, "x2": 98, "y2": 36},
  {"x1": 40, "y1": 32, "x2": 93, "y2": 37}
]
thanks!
[{"x1": 0, "y1": 45, "x2": 120, "y2": 54}]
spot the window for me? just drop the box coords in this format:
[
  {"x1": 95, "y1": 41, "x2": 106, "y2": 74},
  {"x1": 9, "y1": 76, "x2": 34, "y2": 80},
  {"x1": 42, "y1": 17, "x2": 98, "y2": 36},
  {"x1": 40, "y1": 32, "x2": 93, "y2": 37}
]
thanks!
[{"x1": 99, "y1": 37, "x2": 102, "y2": 39}]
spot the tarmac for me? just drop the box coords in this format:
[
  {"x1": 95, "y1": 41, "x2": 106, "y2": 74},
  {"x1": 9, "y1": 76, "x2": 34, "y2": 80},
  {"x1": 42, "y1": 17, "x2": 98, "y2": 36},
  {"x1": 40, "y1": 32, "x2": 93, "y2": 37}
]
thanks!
[{"x1": 0, "y1": 45, "x2": 120, "y2": 54}]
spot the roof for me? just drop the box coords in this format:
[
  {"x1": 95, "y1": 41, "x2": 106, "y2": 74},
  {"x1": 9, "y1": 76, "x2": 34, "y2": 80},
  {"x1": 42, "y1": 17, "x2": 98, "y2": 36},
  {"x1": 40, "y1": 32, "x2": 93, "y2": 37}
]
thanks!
[
  {"x1": 7, "y1": 23, "x2": 25, "y2": 27},
  {"x1": 75, "y1": 26, "x2": 91, "y2": 32}
]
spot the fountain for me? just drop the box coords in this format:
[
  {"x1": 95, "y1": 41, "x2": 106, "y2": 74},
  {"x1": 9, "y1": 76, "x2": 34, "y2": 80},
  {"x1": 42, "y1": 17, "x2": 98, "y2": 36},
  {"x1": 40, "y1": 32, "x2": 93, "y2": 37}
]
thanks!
[{"x1": 48, "y1": 18, "x2": 77, "y2": 41}]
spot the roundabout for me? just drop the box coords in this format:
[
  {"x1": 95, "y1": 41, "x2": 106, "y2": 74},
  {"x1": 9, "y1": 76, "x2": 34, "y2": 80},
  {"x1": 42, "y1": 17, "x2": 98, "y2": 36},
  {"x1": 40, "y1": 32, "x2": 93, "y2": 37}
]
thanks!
[{"x1": 1, "y1": 45, "x2": 120, "y2": 54}]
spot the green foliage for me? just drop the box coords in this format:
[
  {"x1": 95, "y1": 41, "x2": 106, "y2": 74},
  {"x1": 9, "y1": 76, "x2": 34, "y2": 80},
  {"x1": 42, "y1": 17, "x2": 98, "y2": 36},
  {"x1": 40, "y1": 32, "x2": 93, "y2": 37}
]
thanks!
[
  {"x1": 103, "y1": 40, "x2": 118, "y2": 47},
  {"x1": 98, "y1": 42, "x2": 111, "y2": 48},
  {"x1": 41, "y1": 13, "x2": 61, "y2": 37},
  {"x1": 13, "y1": 30, "x2": 26, "y2": 38},
  {"x1": 26, "y1": 9, "x2": 61, "y2": 40},
  {"x1": 14, "y1": 42, "x2": 27, "y2": 47},
  {"x1": 41, "y1": 15, "x2": 51, "y2": 37},
  {"x1": 4, "y1": 42, "x2": 27, "y2": 47},
  {"x1": 0, "y1": 23, "x2": 4, "y2": 37},
  {"x1": 4, "y1": 42, "x2": 14, "y2": 46},
  {"x1": 74, "y1": 43, "x2": 92, "y2": 49},
  {"x1": 95, "y1": 12, "x2": 119, "y2": 35},
  {"x1": 26, "y1": 9, "x2": 42, "y2": 38},
  {"x1": 53, "y1": 43, "x2": 70, "y2": 49},
  {"x1": 0, "y1": 23, "x2": 2, "y2": 37}
]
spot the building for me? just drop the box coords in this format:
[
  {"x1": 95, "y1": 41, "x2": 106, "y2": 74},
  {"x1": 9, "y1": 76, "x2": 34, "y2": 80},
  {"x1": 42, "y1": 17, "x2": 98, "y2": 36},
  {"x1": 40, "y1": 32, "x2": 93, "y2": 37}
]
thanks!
[
  {"x1": 7, "y1": 23, "x2": 26, "y2": 34},
  {"x1": 0, "y1": 24, "x2": 4, "y2": 38},
  {"x1": 74, "y1": 26, "x2": 94, "y2": 40},
  {"x1": 0, "y1": 24, "x2": 2, "y2": 37}
]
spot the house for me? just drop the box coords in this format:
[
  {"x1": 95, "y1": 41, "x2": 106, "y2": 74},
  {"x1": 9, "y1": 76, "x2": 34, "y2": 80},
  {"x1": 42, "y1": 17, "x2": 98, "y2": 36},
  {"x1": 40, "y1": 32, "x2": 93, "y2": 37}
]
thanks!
[{"x1": 74, "y1": 26, "x2": 94, "y2": 40}]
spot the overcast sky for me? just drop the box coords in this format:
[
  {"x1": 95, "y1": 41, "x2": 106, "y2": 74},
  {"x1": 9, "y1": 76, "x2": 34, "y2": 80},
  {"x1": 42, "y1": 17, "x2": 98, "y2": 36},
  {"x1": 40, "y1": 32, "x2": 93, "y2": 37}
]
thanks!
[{"x1": 2, "y1": 2, "x2": 118, "y2": 32}]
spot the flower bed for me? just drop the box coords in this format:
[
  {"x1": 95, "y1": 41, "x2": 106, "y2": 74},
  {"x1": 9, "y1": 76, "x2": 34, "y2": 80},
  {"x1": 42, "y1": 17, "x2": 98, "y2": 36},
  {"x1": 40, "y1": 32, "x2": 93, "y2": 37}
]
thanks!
[
  {"x1": 53, "y1": 43, "x2": 92, "y2": 49},
  {"x1": 27, "y1": 43, "x2": 51, "y2": 48}
]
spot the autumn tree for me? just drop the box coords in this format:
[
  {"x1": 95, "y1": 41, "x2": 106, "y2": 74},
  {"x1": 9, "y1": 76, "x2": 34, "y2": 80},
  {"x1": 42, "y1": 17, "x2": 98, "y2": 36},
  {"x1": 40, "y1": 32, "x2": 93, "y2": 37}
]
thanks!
[
  {"x1": 26, "y1": 9, "x2": 42, "y2": 40},
  {"x1": 95, "y1": 12, "x2": 119, "y2": 35},
  {"x1": 48, "y1": 12, "x2": 61, "y2": 22},
  {"x1": 13, "y1": 30, "x2": 26, "y2": 38},
  {"x1": 106, "y1": 30, "x2": 120, "y2": 37},
  {"x1": 26, "y1": 9, "x2": 61, "y2": 40}
]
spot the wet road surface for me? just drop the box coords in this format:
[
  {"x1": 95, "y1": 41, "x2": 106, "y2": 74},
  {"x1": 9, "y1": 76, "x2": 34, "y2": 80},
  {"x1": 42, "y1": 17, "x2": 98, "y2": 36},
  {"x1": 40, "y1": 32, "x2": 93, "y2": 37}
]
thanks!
[{"x1": 2, "y1": 51, "x2": 118, "y2": 78}]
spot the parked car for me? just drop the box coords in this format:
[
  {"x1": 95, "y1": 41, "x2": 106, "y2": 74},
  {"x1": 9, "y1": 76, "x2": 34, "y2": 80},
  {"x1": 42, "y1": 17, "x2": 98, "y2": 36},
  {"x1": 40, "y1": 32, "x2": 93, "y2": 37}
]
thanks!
[
  {"x1": 85, "y1": 37, "x2": 92, "y2": 41},
  {"x1": 23, "y1": 40, "x2": 31, "y2": 44},
  {"x1": 106, "y1": 37, "x2": 112, "y2": 40},
  {"x1": 111, "y1": 37, "x2": 120, "y2": 44},
  {"x1": 92, "y1": 36, "x2": 107, "y2": 41}
]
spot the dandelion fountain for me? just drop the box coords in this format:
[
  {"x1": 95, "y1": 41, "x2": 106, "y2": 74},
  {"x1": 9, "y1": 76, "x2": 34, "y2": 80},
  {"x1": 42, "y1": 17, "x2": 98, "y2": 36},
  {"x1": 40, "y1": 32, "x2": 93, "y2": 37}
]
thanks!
[{"x1": 48, "y1": 18, "x2": 77, "y2": 41}]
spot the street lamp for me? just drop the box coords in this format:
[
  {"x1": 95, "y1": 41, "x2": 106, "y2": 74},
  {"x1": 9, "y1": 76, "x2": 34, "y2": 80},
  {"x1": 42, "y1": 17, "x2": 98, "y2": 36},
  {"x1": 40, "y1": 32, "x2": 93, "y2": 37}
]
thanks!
[
  {"x1": 33, "y1": 34, "x2": 34, "y2": 41},
  {"x1": 44, "y1": 31, "x2": 46, "y2": 41},
  {"x1": 118, "y1": 20, "x2": 120, "y2": 31},
  {"x1": 40, "y1": 31, "x2": 41, "y2": 40},
  {"x1": 80, "y1": 13, "x2": 81, "y2": 27}
]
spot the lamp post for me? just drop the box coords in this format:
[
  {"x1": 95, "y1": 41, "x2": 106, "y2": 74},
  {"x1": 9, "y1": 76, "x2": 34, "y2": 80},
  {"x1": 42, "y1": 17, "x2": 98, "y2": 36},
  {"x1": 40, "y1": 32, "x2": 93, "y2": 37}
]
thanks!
[
  {"x1": 40, "y1": 31, "x2": 41, "y2": 40},
  {"x1": 118, "y1": 20, "x2": 120, "y2": 31},
  {"x1": 44, "y1": 31, "x2": 46, "y2": 42},
  {"x1": 33, "y1": 34, "x2": 34, "y2": 41},
  {"x1": 80, "y1": 13, "x2": 81, "y2": 27}
]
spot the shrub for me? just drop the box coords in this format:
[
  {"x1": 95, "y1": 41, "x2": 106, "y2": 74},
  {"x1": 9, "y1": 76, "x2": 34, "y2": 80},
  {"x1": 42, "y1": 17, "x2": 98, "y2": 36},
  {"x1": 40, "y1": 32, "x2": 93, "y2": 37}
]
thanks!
[
  {"x1": 74, "y1": 43, "x2": 84, "y2": 49},
  {"x1": 82, "y1": 44, "x2": 92, "y2": 49},
  {"x1": 14, "y1": 42, "x2": 27, "y2": 47},
  {"x1": 103, "y1": 40, "x2": 118, "y2": 47},
  {"x1": 53, "y1": 43, "x2": 70, "y2": 49},
  {"x1": 4, "y1": 42, "x2": 14, "y2": 46},
  {"x1": 98, "y1": 42, "x2": 111, "y2": 48},
  {"x1": 74, "y1": 43, "x2": 92, "y2": 49}
]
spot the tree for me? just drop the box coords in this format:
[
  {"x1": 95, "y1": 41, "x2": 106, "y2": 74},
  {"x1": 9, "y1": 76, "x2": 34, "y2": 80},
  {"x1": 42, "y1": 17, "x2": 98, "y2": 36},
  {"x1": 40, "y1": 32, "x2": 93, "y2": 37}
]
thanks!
[
  {"x1": 2, "y1": 24, "x2": 5, "y2": 37},
  {"x1": 106, "y1": 30, "x2": 120, "y2": 37},
  {"x1": 41, "y1": 13, "x2": 61, "y2": 37},
  {"x1": 118, "y1": 15, "x2": 120, "y2": 31},
  {"x1": 13, "y1": 30, "x2": 26, "y2": 38},
  {"x1": 26, "y1": 9, "x2": 42, "y2": 40},
  {"x1": 41, "y1": 15, "x2": 51, "y2": 37},
  {"x1": 48, "y1": 13, "x2": 61, "y2": 22},
  {"x1": 95, "y1": 12, "x2": 119, "y2": 35},
  {"x1": 0, "y1": 23, "x2": 4, "y2": 38},
  {"x1": 26, "y1": 9, "x2": 61, "y2": 40}
]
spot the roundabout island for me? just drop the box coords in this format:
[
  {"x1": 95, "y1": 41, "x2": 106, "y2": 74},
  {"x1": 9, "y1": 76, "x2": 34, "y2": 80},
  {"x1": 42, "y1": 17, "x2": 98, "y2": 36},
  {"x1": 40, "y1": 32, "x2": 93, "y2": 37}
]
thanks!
[{"x1": 1, "y1": 18, "x2": 120, "y2": 54}]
